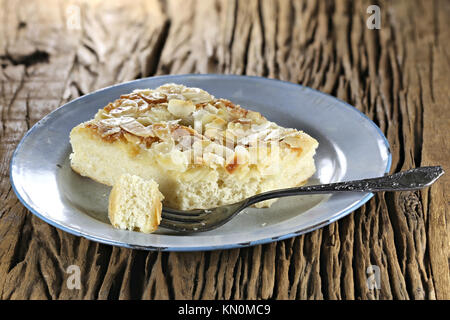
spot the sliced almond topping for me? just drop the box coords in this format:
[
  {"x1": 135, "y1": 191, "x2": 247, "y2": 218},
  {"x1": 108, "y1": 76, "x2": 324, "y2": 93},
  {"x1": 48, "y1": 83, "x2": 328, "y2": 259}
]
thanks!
[
  {"x1": 204, "y1": 128, "x2": 224, "y2": 142},
  {"x1": 99, "y1": 116, "x2": 135, "y2": 127},
  {"x1": 181, "y1": 87, "x2": 213, "y2": 104},
  {"x1": 207, "y1": 116, "x2": 227, "y2": 128},
  {"x1": 86, "y1": 83, "x2": 314, "y2": 171},
  {"x1": 171, "y1": 126, "x2": 195, "y2": 143},
  {"x1": 138, "y1": 91, "x2": 167, "y2": 104},
  {"x1": 152, "y1": 140, "x2": 175, "y2": 154},
  {"x1": 120, "y1": 120, "x2": 155, "y2": 137},
  {"x1": 263, "y1": 128, "x2": 282, "y2": 141},
  {"x1": 204, "y1": 103, "x2": 218, "y2": 114},
  {"x1": 246, "y1": 110, "x2": 264, "y2": 122},
  {"x1": 238, "y1": 130, "x2": 269, "y2": 146},
  {"x1": 100, "y1": 126, "x2": 121, "y2": 137},
  {"x1": 282, "y1": 135, "x2": 303, "y2": 148},
  {"x1": 234, "y1": 145, "x2": 250, "y2": 164},
  {"x1": 109, "y1": 105, "x2": 138, "y2": 117},
  {"x1": 251, "y1": 121, "x2": 271, "y2": 132},
  {"x1": 123, "y1": 132, "x2": 142, "y2": 144},
  {"x1": 135, "y1": 116, "x2": 153, "y2": 126},
  {"x1": 168, "y1": 99, "x2": 196, "y2": 118},
  {"x1": 232, "y1": 118, "x2": 252, "y2": 125},
  {"x1": 152, "y1": 123, "x2": 173, "y2": 141},
  {"x1": 203, "y1": 152, "x2": 225, "y2": 166},
  {"x1": 156, "y1": 83, "x2": 185, "y2": 94}
]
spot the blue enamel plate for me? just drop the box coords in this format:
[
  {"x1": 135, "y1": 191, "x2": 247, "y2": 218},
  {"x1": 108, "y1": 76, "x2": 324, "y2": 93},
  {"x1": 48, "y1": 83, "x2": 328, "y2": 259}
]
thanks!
[{"x1": 10, "y1": 74, "x2": 391, "y2": 251}]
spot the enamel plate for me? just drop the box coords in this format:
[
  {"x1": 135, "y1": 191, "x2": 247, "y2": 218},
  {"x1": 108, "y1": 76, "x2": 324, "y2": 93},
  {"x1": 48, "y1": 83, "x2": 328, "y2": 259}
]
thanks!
[{"x1": 10, "y1": 75, "x2": 391, "y2": 251}]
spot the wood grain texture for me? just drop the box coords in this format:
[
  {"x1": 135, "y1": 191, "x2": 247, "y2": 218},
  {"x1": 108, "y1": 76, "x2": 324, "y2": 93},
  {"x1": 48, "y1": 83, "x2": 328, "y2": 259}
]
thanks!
[{"x1": 0, "y1": 0, "x2": 448, "y2": 300}]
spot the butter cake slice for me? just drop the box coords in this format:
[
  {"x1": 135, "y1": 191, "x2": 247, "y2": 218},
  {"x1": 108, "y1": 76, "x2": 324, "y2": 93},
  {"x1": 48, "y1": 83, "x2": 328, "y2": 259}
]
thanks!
[{"x1": 70, "y1": 83, "x2": 319, "y2": 210}]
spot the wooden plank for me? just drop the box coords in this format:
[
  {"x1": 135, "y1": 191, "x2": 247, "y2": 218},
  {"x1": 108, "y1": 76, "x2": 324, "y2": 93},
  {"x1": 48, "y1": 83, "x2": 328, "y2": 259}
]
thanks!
[{"x1": 0, "y1": 0, "x2": 448, "y2": 299}]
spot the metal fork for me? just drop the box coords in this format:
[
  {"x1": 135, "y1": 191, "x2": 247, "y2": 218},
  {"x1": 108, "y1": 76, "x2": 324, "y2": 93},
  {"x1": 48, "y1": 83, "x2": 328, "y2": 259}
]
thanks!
[{"x1": 160, "y1": 166, "x2": 444, "y2": 233}]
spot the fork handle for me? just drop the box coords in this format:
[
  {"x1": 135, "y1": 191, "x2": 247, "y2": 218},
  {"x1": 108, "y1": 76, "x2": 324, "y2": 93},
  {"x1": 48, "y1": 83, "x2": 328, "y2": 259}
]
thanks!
[{"x1": 245, "y1": 166, "x2": 444, "y2": 206}]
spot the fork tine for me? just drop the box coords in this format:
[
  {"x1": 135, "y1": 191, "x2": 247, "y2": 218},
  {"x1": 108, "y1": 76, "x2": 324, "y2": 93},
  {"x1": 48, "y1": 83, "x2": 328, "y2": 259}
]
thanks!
[
  {"x1": 160, "y1": 201, "x2": 247, "y2": 232},
  {"x1": 162, "y1": 211, "x2": 206, "y2": 222},
  {"x1": 162, "y1": 207, "x2": 206, "y2": 216},
  {"x1": 160, "y1": 219, "x2": 208, "y2": 232}
]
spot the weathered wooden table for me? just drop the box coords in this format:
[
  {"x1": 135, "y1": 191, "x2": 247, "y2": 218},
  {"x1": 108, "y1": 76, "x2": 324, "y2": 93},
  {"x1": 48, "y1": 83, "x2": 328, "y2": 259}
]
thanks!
[{"x1": 0, "y1": 0, "x2": 448, "y2": 300}]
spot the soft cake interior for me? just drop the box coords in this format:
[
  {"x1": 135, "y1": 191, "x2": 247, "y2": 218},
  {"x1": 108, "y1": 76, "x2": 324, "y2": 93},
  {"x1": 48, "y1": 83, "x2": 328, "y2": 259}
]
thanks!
[{"x1": 108, "y1": 174, "x2": 163, "y2": 233}]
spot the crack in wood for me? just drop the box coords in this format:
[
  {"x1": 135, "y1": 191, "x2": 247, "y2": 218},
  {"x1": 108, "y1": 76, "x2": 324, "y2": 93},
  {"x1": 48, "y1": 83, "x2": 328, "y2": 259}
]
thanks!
[{"x1": 0, "y1": 50, "x2": 49, "y2": 68}]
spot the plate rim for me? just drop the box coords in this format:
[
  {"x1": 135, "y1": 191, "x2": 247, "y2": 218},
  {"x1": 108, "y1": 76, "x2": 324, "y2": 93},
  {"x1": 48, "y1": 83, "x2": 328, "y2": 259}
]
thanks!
[{"x1": 9, "y1": 74, "x2": 392, "y2": 251}]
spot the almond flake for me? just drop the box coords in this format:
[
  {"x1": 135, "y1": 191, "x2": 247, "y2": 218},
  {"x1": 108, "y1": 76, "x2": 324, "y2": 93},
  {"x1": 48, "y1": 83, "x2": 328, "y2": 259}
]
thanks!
[{"x1": 120, "y1": 120, "x2": 154, "y2": 137}]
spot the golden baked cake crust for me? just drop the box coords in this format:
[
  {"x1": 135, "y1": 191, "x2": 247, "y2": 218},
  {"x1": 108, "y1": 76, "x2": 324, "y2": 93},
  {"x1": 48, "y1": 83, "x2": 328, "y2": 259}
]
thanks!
[{"x1": 70, "y1": 83, "x2": 319, "y2": 210}]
